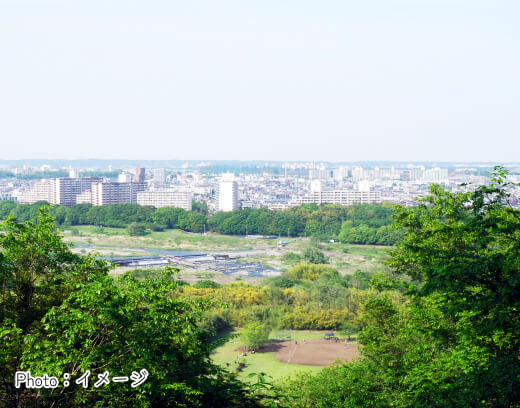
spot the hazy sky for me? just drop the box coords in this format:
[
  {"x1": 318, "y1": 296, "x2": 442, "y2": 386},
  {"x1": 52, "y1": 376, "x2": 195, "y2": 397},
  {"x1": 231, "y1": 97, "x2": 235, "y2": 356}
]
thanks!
[{"x1": 1, "y1": 1, "x2": 519, "y2": 162}]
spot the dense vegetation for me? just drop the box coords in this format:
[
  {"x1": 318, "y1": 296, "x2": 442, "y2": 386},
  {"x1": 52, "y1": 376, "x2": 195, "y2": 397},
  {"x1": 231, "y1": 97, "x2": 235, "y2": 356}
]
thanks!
[
  {"x1": 0, "y1": 200, "x2": 400, "y2": 244},
  {"x1": 0, "y1": 210, "x2": 264, "y2": 407},
  {"x1": 279, "y1": 167, "x2": 520, "y2": 407},
  {"x1": 176, "y1": 264, "x2": 378, "y2": 332}
]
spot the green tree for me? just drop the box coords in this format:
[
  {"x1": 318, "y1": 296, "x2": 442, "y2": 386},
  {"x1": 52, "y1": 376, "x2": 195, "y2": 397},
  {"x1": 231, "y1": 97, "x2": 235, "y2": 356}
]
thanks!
[
  {"x1": 302, "y1": 246, "x2": 328, "y2": 264},
  {"x1": 22, "y1": 269, "x2": 257, "y2": 407},
  {"x1": 127, "y1": 222, "x2": 148, "y2": 236},
  {"x1": 0, "y1": 208, "x2": 109, "y2": 406},
  {"x1": 0, "y1": 209, "x2": 259, "y2": 407},
  {"x1": 386, "y1": 166, "x2": 520, "y2": 405},
  {"x1": 285, "y1": 263, "x2": 338, "y2": 281},
  {"x1": 193, "y1": 280, "x2": 221, "y2": 289},
  {"x1": 242, "y1": 322, "x2": 271, "y2": 350},
  {"x1": 192, "y1": 200, "x2": 209, "y2": 216}
]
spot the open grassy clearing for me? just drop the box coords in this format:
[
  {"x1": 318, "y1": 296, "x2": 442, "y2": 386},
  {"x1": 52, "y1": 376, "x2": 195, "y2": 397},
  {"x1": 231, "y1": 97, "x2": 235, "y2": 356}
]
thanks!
[
  {"x1": 212, "y1": 330, "x2": 334, "y2": 383},
  {"x1": 62, "y1": 225, "x2": 273, "y2": 251}
]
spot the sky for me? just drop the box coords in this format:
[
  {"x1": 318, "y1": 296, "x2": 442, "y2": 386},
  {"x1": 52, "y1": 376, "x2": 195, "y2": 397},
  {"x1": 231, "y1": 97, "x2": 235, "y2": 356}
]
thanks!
[{"x1": 1, "y1": 0, "x2": 519, "y2": 162}]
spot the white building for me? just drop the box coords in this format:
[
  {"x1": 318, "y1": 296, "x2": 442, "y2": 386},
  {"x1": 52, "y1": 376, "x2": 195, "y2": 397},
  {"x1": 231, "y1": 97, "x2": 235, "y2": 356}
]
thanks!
[
  {"x1": 292, "y1": 189, "x2": 381, "y2": 206},
  {"x1": 137, "y1": 190, "x2": 192, "y2": 210},
  {"x1": 17, "y1": 177, "x2": 101, "y2": 206},
  {"x1": 423, "y1": 167, "x2": 449, "y2": 183},
  {"x1": 218, "y1": 173, "x2": 238, "y2": 212},
  {"x1": 91, "y1": 182, "x2": 146, "y2": 206},
  {"x1": 52, "y1": 177, "x2": 102, "y2": 207},
  {"x1": 310, "y1": 179, "x2": 323, "y2": 194},
  {"x1": 17, "y1": 179, "x2": 53, "y2": 204},
  {"x1": 152, "y1": 168, "x2": 166, "y2": 184},
  {"x1": 118, "y1": 172, "x2": 133, "y2": 182},
  {"x1": 76, "y1": 189, "x2": 92, "y2": 204}
]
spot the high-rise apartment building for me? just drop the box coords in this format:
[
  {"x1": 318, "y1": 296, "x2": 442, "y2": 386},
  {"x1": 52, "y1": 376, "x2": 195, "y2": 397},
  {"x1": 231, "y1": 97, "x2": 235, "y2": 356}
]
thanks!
[
  {"x1": 423, "y1": 167, "x2": 449, "y2": 183},
  {"x1": 152, "y1": 168, "x2": 166, "y2": 184},
  {"x1": 17, "y1": 179, "x2": 53, "y2": 204},
  {"x1": 91, "y1": 182, "x2": 146, "y2": 206},
  {"x1": 217, "y1": 173, "x2": 238, "y2": 212},
  {"x1": 137, "y1": 190, "x2": 192, "y2": 210},
  {"x1": 17, "y1": 177, "x2": 101, "y2": 206},
  {"x1": 134, "y1": 167, "x2": 146, "y2": 183},
  {"x1": 52, "y1": 177, "x2": 102, "y2": 207},
  {"x1": 75, "y1": 189, "x2": 92, "y2": 204}
]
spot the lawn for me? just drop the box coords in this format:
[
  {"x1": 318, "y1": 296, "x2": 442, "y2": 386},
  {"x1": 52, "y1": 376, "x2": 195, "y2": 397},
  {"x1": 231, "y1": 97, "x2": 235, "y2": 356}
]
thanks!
[
  {"x1": 212, "y1": 330, "x2": 336, "y2": 383},
  {"x1": 340, "y1": 244, "x2": 390, "y2": 260}
]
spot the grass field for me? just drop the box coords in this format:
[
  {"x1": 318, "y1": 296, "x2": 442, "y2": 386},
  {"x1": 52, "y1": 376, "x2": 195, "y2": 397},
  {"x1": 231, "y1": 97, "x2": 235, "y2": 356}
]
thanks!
[
  {"x1": 62, "y1": 225, "x2": 272, "y2": 251},
  {"x1": 212, "y1": 330, "x2": 340, "y2": 383},
  {"x1": 339, "y1": 244, "x2": 390, "y2": 260}
]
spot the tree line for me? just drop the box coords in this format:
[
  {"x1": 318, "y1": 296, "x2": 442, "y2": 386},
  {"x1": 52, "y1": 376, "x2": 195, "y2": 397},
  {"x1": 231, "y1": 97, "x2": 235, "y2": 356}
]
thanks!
[{"x1": 0, "y1": 200, "x2": 401, "y2": 244}]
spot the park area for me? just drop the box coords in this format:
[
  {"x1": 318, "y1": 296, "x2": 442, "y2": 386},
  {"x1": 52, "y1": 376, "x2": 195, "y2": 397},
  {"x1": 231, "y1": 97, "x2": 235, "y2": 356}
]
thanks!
[{"x1": 212, "y1": 330, "x2": 360, "y2": 382}]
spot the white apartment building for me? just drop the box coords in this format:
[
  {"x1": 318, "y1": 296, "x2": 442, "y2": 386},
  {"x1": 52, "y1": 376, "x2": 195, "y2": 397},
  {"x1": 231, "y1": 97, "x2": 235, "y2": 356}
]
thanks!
[
  {"x1": 137, "y1": 190, "x2": 192, "y2": 210},
  {"x1": 76, "y1": 189, "x2": 92, "y2": 204},
  {"x1": 292, "y1": 189, "x2": 381, "y2": 206},
  {"x1": 118, "y1": 172, "x2": 133, "y2": 182},
  {"x1": 52, "y1": 177, "x2": 102, "y2": 207},
  {"x1": 17, "y1": 179, "x2": 53, "y2": 204},
  {"x1": 152, "y1": 168, "x2": 166, "y2": 184},
  {"x1": 218, "y1": 173, "x2": 238, "y2": 211},
  {"x1": 423, "y1": 167, "x2": 449, "y2": 183},
  {"x1": 91, "y1": 182, "x2": 146, "y2": 206},
  {"x1": 17, "y1": 177, "x2": 101, "y2": 206}
]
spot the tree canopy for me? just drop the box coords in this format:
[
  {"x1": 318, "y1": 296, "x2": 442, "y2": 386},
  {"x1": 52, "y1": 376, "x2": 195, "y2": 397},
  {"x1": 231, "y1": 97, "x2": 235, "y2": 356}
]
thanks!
[{"x1": 0, "y1": 208, "x2": 259, "y2": 407}]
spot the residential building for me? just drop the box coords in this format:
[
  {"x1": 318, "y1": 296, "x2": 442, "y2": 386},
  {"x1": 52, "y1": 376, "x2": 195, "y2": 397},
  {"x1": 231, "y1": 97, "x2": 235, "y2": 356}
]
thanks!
[
  {"x1": 137, "y1": 190, "x2": 192, "y2": 210},
  {"x1": 152, "y1": 168, "x2": 166, "y2": 184},
  {"x1": 118, "y1": 172, "x2": 133, "y2": 182},
  {"x1": 52, "y1": 177, "x2": 102, "y2": 207},
  {"x1": 76, "y1": 189, "x2": 92, "y2": 204},
  {"x1": 217, "y1": 173, "x2": 238, "y2": 211},
  {"x1": 17, "y1": 179, "x2": 53, "y2": 204},
  {"x1": 17, "y1": 177, "x2": 101, "y2": 206},
  {"x1": 293, "y1": 189, "x2": 381, "y2": 206},
  {"x1": 91, "y1": 182, "x2": 146, "y2": 206},
  {"x1": 134, "y1": 167, "x2": 146, "y2": 183}
]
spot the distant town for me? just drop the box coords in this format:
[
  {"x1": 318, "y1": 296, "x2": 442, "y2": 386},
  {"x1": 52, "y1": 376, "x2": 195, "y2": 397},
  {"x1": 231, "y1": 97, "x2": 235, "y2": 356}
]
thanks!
[{"x1": 1, "y1": 161, "x2": 519, "y2": 211}]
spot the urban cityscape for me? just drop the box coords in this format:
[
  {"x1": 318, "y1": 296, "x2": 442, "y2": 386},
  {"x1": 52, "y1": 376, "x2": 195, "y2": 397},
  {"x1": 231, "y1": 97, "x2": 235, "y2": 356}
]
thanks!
[{"x1": 2, "y1": 160, "x2": 519, "y2": 211}]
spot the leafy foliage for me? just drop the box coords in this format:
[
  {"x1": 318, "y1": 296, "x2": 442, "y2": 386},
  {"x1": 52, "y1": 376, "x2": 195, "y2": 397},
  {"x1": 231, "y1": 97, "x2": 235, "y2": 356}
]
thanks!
[
  {"x1": 126, "y1": 222, "x2": 148, "y2": 236},
  {"x1": 281, "y1": 166, "x2": 520, "y2": 407},
  {"x1": 242, "y1": 322, "x2": 271, "y2": 350},
  {"x1": 302, "y1": 246, "x2": 328, "y2": 264},
  {"x1": 0, "y1": 209, "x2": 259, "y2": 407}
]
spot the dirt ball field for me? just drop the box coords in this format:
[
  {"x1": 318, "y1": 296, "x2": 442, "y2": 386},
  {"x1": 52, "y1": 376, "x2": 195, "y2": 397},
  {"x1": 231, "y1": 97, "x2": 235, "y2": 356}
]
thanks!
[{"x1": 262, "y1": 339, "x2": 360, "y2": 366}]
